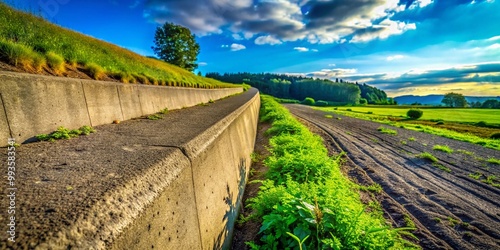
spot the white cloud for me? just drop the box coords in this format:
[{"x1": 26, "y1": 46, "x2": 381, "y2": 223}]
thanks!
[
  {"x1": 232, "y1": 34, "x2": 243, "y2": 40},
  {"x1": 294, "y1": 47, "x2": 309, "y2": 52},
  {"x1": 350, "y1": 19, "x2": 416, "y2": 43},
  {"x1": 487, "y1": 36, "x2": 500, "y2": 41},
  {"x1": 145, "y1": 0, "x2": 415, "y2": 44},
  {"x1": 293, "y1": 47, "x2": 319, "y2": 52},
  {"x1": 255, "y1": 35, "x2": 282, "y2": 45},
  {"x1": 221, "y1": 43, "x2": 246, "y2": 51},
  {"x1": 243, "y1": 32, "x2": 254, "y2": 39},
  {"x1": 307, "y1": 68, "x2": 358, "y2": 78},
  {"x1": 198, "y1": 62, "x2": 208, "y2": 66},
  {"x1": 230, "y1": 43, "x2": 246, "y2": 51},
  {"x1": 387, "y1": 55, "x2": 405, "y2": 61},
  {"x1": 409, "y1": 0, "x2": 434, "y2": 9},
  {"x1": 487, "y1": 44, "x2": 500, "y2": 50}
]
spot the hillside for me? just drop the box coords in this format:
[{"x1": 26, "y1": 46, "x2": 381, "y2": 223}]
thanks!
[
  {"x1": 0, "y1": 3, "x2": 236, "y2": 89},
  {"x1": 394, "y1": 94, "x2": 500, "y2": 105}
]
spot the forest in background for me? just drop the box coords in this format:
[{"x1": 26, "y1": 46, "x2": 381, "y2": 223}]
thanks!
[{"x1": 206, "y1": 72, "x2": 395, "y2": 105}]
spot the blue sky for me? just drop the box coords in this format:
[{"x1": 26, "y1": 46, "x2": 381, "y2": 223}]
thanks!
[{"x1": 8, "y1": 0, "x2": 500, "y2": 97}]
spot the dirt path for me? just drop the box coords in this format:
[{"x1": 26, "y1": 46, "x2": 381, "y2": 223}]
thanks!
[{"x1": 286, "y1": 104, "x2": 500, "y2": 250}]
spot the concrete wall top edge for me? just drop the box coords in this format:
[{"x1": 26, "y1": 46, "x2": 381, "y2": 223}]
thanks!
[
  {"x1": 1, "y1": 71, "x2": 242, "y2": 91},
  {"x1": 181, "y1": 88, "x2": 260, "y2": 160}
]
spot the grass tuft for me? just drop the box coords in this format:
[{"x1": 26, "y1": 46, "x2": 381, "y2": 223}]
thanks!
[
  {"x1": 32, "y1": 52, "x2": 46, "y2": 72},
  {"x1": 46, "y1": 51, "x2": 66, "y2": 74},
  {"x1": 468, "y1": 172, "x2": 482, "y2": 180},
  {"x1": 433, "y1": 145, "x2": 454, "y2": 154},
  {"x1": 159, "y1": 108, "x2": 169, "y2": 114},
  {"x1": 84, "y1": 63, "x2": 106, "y2": 80},
  {"x1": 0, "y1": 39, "x2": 35, "y2": 68},
  {"x1": 457, "y1": 149, "x2": 474, "y2": 156},
  {"x1": 487, "y1": 157, "x2": 500, "y2": 165},
  {"x1": 418, "y1": 152, "x2": 438, "y2": 163},
  {"x1": 147, "y1": 114, "x2": 162, "y2": 120},
  {"x1": 377, "y1": 126, "x2": 398, "y2": 135},
  {"x1": 432, "y1": 162, "x2": 451, "y2": 173},
  {"x1": 36, "y1": 125, "x2": 95, "y2": 142}
]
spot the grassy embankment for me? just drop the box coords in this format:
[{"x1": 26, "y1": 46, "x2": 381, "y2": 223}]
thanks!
[
  {"x1": 0, "y1": 3, "x2": 236, "y2": 88},
  {"x1": 245, "y1": 95, "x2": 417, "y2": 249},
  {"x1": 317, "y1": 107, "x2": 500, "y2": 150}
]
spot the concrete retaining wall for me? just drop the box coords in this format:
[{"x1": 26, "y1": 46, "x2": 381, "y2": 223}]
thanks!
[
  {"x1": 110, "y1": 90, "x2": 260, "y2": 250},
  {"x1": 0, "y1": 71, "x2": 242, "y2": 143},
  {"x1": 34, "y1": 89, "x2": 260, "y2": 250}
]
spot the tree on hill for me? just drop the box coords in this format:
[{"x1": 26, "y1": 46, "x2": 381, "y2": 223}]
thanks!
[
  {"x1": 441, "y1": 92, "x2": 467, "y2": 107},
  {"x1": 152, "y1": 22, "x2": 200, "y2": 71}
]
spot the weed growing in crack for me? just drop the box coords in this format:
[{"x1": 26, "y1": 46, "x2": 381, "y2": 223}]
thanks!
[
  {"x1": 36, "y1": 126, "x2": 95, "y2": 142},
  {"x1": 147, "y1": 114, "x2": 163, "y2": 120}
]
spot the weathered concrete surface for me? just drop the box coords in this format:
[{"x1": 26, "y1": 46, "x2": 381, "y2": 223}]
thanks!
[
  {"x1": 0, "y1": 88, "x2": 259, "y2": 249},
  {"x1": 81, "y1": 79, "x2": 124, "y2": 126},
  {"x1": 186, "y1": 90, "x2": 260, "y2": 249},
  {"x1": 0, "y1": 71, "x2": 243, "y2": 143},
  {"x1": 0, "y1": 94, "x2": 11, "y2": 142},
  {"x1": 0, "y1": 72, "x2": 90, "y2": 142},
  {"x1": 116, "y1": 85, "x2": 142, "y2": 121}
]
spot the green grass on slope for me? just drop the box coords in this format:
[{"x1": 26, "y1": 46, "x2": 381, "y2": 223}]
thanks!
[
  {"x1": 246, "y1": 95, "x2": 418, "y2": 249},
  {"x1": 0, "y1": 3, "x2": 236, "y2": 89}
]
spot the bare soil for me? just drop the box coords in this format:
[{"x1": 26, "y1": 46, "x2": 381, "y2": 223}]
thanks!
[
  {"x1": 231, "y1": 122, "x2": 271, "y2": 249},
  {"x1": 0, "y1": 61, "x2": 119, "y2": 81},
  {"x1": 286, "y1": 104, "x2": 500, "y2": 250}
]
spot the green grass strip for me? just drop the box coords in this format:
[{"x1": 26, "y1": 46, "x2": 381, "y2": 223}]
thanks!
[{"x1": 246, "y1": 95, "x2": 418, "y2": 249}]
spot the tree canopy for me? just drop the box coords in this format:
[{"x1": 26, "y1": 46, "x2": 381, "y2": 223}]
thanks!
[
  {"x1": 481, "y1": 99, "x2": 500, "y2": 109},
  {"x1": 152, "y1": 22, "x2": 200, "y2": 71},
  {"x1": 357, "y1": 83, "x2": 392, "y2": 104},
  {"x1": 441, "y1": 92, "x2": 467, "y2": 107},
  {"x1": 206, "y1": 72, "x2": 391, "y2": 105}
]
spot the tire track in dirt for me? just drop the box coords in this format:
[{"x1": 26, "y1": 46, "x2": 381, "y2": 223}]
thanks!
[{"x1": 286, "y1": 104, "x2": 500, "y2": 250}]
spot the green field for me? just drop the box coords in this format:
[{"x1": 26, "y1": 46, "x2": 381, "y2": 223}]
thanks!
[
  {"x1": 316, "y1": 106, "x2": 500, "y2": 150},
  {"x1": 0, "y1": 3, "x2": 236, "y2": 88},
  {"x1": 331, "y1": 106, "x2": 500, "y2": 124}
]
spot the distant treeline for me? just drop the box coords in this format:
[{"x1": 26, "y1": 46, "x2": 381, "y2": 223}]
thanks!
[
  {"x1": 469, "y1": 100, "x2": 500, "y2": 109},
  {"x1": 205, "y1": 72, "x2": 394, "y2": 105}
]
